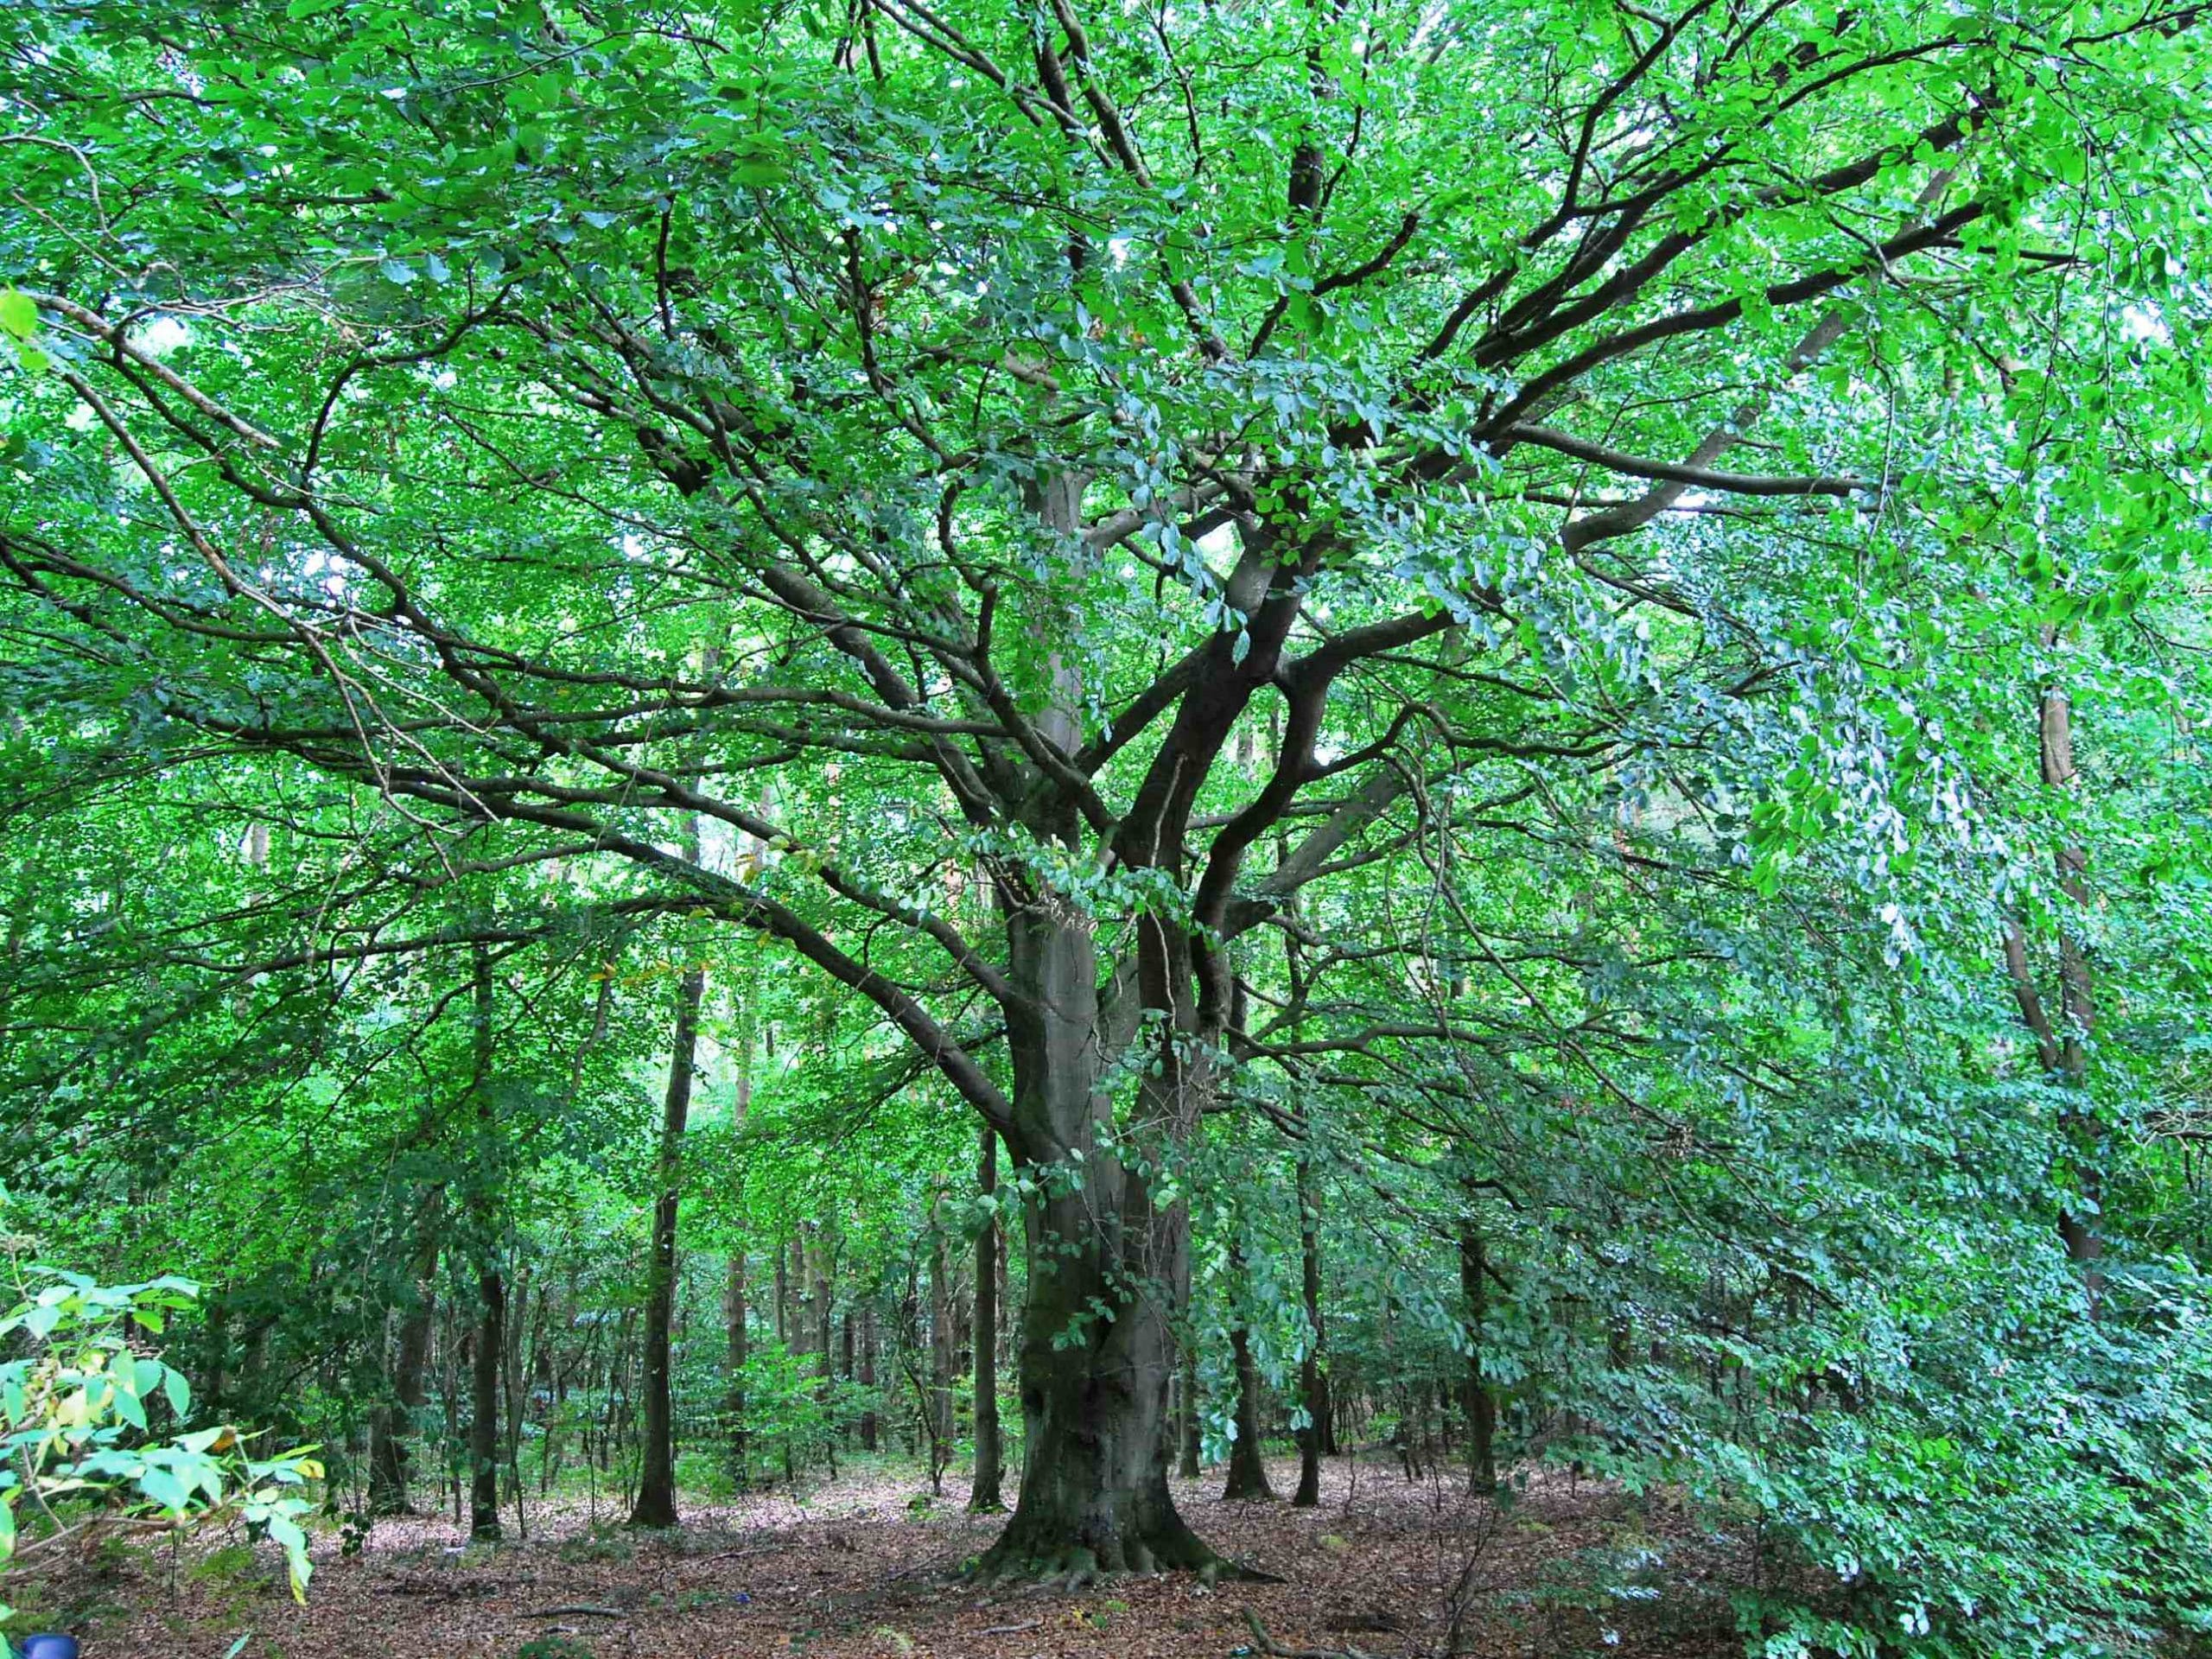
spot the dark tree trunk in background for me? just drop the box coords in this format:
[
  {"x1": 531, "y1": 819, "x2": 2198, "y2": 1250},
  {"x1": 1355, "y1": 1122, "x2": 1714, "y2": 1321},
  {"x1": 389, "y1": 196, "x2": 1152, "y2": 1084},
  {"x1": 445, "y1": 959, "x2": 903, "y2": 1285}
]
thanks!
[
  {"x1": 1459, "y1": 1207, "x2": 1497, "y2": 1491},
  {"x1": 725, "y1": 1006, "x2": 753, "y2": 1483},
  {"x1": 503, "y1": 1265, "x2": 531, "y2": 1530},
  {"x1": 366, "y1": 1312, "x2": 404, "y2": 1514},
  {"x1": 725, "y1": 1248, "x2": 749, "y2": 1479},
  {"x1": 468, "y1": 1269, "x2": 505, "y2": 1540},
  {"x1": 441, "y1": 1300, "x2": 463, "y2": 1521},
  {"x1": 1221, "y1": 1303, "x2": 1275, "y2": 1502},
  {"x1": 370, "y1": 1219, "x2": 441, "y2": 1516},
  {"x1": 996, "y1": 1205, "x2": 1012, "y2": 1365},
  {"x1": 1179, "y1": 1350, "x2": 1203, "y2": 1478},
  {"x1": 200, "y1": 1292, "x2": 234, "y2": 1433},
  {"x1": 899, "y1": 1278, "x2": 922, "y2": 1456},
  {"x1": 929, "y1": 1198, "x2": 956, "y2": 1447},
  {"x1": 632, "y1": 841, "x2": 706, "y2": 1527},
  {"x1": 202, "y1": 1293, "x2": 231, "y2": 1426},
  {"x1": 969, "y1": 1126, "x2": 1005, "y2": 1512},
  {"x1": 2042, "y1": 658, "x2": 2104, "y2": 1276},
  {"x1": 463, "y1": 941, "x2": 505, "y2": 1543},
  {"x1": 1173, "y1": 1217, "x2": 1203, "y2": 1480},
  {"x1": 1293, "y1": 1160, "x2": 1328, "y2": 1508},
  {"x1": 774, "y1": 1236, "x2": 789, "y2": 1347},
  {"x1": 812, "y1": 1233, "x2": 835, "y2": 1390},
  {"x1": 2002, "y1": 639, "x2": 2106, "y2": 1288},
  {"x1": 791, "y1": 1234, "x2": 813, "y2": 1366},
  {"x1": 859, "y1": 1306, "x2": 879, "y2": 1451}
]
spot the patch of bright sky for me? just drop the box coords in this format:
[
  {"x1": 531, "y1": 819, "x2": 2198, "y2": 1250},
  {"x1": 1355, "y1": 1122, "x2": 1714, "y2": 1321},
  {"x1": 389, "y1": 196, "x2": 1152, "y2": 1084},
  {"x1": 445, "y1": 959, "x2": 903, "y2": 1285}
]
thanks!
[
  {"x1": 131, "y1": 315, "x2": 193, "y2": 358},
  {"x1": 2119, "y1": 302, "x2": 2171, "y2": 346}
]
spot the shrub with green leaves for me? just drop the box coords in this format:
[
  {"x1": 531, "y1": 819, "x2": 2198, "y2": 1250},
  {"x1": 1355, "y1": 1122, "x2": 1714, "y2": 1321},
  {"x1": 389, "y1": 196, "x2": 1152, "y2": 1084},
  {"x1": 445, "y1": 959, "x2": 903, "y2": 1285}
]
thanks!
[{"x1": 0, "y1": 1249, "x2": 321, "y2": 1624}]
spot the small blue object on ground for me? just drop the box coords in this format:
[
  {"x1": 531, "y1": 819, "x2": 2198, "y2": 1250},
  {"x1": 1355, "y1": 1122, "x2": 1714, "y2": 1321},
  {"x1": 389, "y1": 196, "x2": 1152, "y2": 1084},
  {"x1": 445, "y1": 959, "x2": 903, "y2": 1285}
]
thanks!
[{"x1": 17, "y1": 1635, "x2": 81, "y2": 1659}]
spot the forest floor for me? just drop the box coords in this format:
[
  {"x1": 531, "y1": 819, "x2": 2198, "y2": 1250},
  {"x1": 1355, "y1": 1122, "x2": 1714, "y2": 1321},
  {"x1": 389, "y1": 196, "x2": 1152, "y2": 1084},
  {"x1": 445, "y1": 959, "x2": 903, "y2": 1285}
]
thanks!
[{"x1": 44, "y1": 1452, "x2": 1762, "y2": 1659}]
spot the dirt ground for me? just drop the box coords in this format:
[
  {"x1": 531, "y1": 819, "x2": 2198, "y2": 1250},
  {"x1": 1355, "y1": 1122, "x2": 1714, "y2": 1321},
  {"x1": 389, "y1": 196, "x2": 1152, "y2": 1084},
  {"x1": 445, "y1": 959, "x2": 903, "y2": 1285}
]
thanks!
[{"x1": 44, "y1": 1454, "x2": 1758, "y2": 1658}]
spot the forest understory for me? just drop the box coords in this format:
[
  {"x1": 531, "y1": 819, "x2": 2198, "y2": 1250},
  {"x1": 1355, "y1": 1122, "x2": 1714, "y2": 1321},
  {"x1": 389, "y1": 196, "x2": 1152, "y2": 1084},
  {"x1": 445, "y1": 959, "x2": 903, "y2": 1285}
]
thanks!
[{"x1": 37, "y1": 1457, "x2": 1751, "y2": 1659}]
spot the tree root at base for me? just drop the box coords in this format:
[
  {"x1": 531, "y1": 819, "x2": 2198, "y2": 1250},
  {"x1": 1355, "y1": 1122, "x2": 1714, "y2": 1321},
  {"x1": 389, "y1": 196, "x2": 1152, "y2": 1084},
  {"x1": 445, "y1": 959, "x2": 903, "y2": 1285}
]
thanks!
[{"x1": 971, "y1": 1537, "x2": 1283, "y2": 1588}]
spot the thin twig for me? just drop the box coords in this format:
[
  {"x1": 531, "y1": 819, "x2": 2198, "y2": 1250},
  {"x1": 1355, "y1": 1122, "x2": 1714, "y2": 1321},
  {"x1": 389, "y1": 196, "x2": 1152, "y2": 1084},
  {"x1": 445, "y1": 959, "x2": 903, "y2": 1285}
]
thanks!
[{"x1": 518, "y1": 1604, "x2": 631, "y2": 1619}]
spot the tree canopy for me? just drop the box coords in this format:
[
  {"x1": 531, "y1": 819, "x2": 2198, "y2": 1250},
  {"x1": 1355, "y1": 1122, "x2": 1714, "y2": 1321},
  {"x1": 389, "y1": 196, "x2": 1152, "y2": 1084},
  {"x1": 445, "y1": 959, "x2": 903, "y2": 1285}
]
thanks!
[{"x1": 3, "y1": 0, "x2": 2211, "y2": 1651}]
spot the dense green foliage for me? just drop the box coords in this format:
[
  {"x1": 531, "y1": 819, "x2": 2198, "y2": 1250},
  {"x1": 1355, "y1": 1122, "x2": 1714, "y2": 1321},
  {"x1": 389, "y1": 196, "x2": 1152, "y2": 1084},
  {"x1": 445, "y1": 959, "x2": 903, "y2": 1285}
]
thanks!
[
  {"x1": 0, "y1": 1248, "x2": 321, "y2": 1616},
  {"x1": 2, "y1": 0, "x2": 2209, "y2": 1650}
]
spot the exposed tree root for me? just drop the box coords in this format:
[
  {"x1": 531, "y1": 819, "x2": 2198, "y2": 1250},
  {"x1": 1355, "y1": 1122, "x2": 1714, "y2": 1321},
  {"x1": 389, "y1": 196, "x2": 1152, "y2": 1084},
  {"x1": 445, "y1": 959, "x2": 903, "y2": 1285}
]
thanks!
[
  {"x1": 1242, "y1": 1607, "x2": 1374, "y2": 1659},
  {"x1": 518, "y1": 1605, "x2": 630, "y2": 1620}
]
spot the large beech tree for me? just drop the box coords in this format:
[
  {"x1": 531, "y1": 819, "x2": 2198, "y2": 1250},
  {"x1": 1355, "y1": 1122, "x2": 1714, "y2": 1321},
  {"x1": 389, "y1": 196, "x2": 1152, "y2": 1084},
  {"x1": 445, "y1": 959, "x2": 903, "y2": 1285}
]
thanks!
[{"x1": 2, "y1": 0, "x2": 2205, "y2": 1575}]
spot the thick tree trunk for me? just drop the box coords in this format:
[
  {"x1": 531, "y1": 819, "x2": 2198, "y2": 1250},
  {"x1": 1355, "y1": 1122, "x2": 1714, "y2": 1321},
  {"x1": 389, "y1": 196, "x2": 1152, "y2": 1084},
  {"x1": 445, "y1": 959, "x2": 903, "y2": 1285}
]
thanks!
[
  {"x1": 1293, "y1": 1160, "x2": 1327, "y2": 1508},
  {"x1": 977, "y1": 474, "x2": 1302, "y2": 1576},
  {"x1": 976, "y1": 882, "x2": 1233, "y2": 1579},
  {"x1": 632, "y1": 881, "x2": 704, "y2": 1528},
  {"x1": 982, "y1": 1175, "x2": 1213, "y2": 1575},
  {"x1": 969, "y1": 1127, "x2": 1005, "y2": 1512}
]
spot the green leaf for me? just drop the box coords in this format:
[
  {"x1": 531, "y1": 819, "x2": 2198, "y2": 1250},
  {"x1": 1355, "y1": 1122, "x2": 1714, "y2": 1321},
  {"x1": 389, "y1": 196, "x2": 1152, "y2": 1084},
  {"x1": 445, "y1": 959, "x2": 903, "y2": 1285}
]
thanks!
[{"x1": 137, "y1": 1466, "x2": 191, "y2": 1513}]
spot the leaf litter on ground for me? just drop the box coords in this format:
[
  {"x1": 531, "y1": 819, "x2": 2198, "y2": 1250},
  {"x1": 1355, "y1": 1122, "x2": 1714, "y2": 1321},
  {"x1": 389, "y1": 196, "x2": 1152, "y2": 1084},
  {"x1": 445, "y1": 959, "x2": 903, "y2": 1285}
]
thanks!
[{"x1": 50, "y1": 1454, "x2": 1756, "y2": 1658}]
